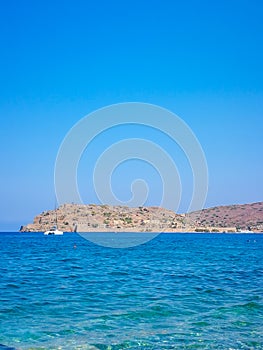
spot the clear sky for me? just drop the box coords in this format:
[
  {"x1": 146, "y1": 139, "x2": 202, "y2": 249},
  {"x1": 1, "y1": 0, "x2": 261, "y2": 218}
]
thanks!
[{"x1": 0, "y1": 0, "x2": 263, "y2": 230}]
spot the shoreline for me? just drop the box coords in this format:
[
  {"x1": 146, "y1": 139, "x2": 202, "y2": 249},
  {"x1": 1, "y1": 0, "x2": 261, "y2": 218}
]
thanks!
[{"x1": 15, "y1": 230, "x2": 263, "y2": 234}]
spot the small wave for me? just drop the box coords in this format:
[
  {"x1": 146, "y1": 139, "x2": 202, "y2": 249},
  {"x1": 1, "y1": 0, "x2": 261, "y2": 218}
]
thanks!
[{"x1": 0, "y1": 345, "x2": 17, "y2": 350}]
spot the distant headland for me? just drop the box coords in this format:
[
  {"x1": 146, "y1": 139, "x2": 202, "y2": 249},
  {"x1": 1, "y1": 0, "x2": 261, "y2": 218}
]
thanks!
[{"x1": 20, "y1": 202, "x2": 263, "y2": 233}]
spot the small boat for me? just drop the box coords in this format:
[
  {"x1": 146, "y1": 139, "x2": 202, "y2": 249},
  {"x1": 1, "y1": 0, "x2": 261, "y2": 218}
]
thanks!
[
  {"x1": 44, "y1": 204, "x2": 63, "y2": 235},
  {"x1": 44, "y1": 225, "x2": 63, "y2": 235}
]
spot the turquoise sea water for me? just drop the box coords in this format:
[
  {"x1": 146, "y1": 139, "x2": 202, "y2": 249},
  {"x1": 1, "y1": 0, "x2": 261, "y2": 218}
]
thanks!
[{"x1": 0, "y1": 232, "x2": 262, "y2": 350}]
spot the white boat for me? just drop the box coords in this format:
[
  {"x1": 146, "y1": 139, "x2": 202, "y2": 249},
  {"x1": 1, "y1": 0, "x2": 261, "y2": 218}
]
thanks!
[
  {"x1": 44, "y1": 225, "x2": 63, "y2": 235},
  {"x1": 44, "y1": 205, "x2": 63, "y2": 235}
]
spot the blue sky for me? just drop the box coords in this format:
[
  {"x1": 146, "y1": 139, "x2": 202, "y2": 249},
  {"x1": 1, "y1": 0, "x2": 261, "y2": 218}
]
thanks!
[{"x1": 0, "y1": 0, "x2": 263, "y2": 230}]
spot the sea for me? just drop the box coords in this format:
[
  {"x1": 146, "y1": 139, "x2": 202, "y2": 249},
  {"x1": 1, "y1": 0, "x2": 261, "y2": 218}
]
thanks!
[{"x1": 0, "y1": 232, "x2": 262, "y2": 350}]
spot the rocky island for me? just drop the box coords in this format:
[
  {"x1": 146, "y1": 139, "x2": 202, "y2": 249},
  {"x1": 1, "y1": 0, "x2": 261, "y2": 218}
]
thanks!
[{"x1": 20, "y1": 202, "x2": 263, "y2": 233}]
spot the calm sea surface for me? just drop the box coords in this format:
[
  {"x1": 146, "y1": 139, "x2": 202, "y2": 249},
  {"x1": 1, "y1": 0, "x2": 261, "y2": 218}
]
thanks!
[{"x1": 0, "y1": 232, "x2": 262, "y2": 350}]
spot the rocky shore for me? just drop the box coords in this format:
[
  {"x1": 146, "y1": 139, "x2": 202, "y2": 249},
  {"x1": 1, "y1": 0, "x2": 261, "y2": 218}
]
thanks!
[{"x1": 20, "y1": 202, "x2": 263, "y2": 233}]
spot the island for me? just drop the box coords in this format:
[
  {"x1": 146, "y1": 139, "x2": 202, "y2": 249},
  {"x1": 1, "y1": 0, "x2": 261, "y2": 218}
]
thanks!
[{"x1": 20, "y1": 202, "x2": 263, "y2": 233}]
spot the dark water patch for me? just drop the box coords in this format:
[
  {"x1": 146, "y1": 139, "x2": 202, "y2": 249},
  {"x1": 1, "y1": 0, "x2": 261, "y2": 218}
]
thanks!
[
  {"x1": 217, "y1": 301, "x2": 263, "y2": 316},
  {"x1": 192, "y1": 321, "x2": 210, "y2": 327},
  {"x1": 5, "y1": 284, "x2": 19, "y2": 289}
]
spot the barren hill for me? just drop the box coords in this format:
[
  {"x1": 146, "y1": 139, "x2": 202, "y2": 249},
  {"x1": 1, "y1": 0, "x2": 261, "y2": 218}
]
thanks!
[{"x1": 186, "y1": 202, "x2": 263, "y2": 232}]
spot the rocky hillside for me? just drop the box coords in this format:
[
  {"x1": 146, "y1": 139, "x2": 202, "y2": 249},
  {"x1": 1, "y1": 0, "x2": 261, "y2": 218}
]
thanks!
[
  {"x1": 20, "y1": 204, "x2": 186, "y2": 233},
  {"x1": 20, "y1": 202, "x2": 263, "y2": 233},
  {"x1": 186, "y1": 202, "x2": 263, "y2": 232}
]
